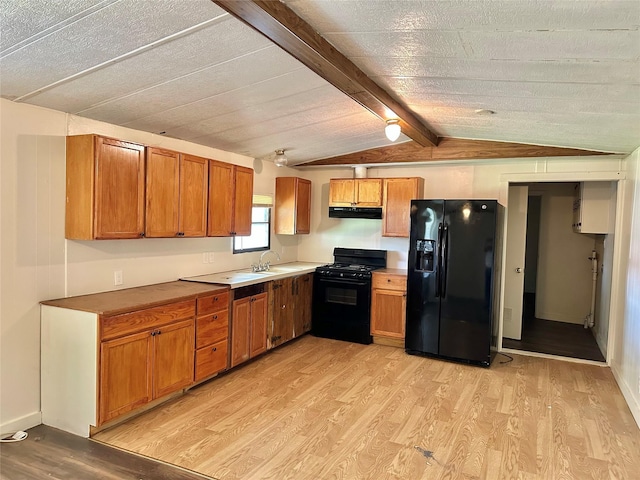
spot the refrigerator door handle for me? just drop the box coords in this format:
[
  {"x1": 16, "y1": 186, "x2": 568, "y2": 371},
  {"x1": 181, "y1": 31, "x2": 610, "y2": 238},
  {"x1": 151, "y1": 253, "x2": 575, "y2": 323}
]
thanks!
[
  {"x1": 436, "y1": 223, "x2": 443, "y2": 297},
  {"x1": 442, "y1": 223, "x2": 449, "y2": 297}
]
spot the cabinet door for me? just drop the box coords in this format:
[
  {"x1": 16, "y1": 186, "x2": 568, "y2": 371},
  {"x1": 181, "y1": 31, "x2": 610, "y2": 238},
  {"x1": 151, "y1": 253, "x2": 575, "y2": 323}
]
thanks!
[
  {"x1": 231, "y1": 297, "x2": 251, "y2": 367},
  {"x1": 356, "y1": 179, "x2": 383, "y2": 206},
  {"x1": 329, "y1": 179, "x2": 355, "y2": 206},
  {"x1": 295, "y1": 179, "x2": 311, "y2": 234},
  {"x1": 179, "y1": 154, "x2": 209, "y2": 237},
  {"x1": 250, "y1": 293, "x2": 268, "y2": 358},
  {"x1": 145, "y1": 147, "x2": 180, "y2": 238},
  {"x1": 383, "y1": 178, "x2": 423, "y2": 237},
  {"x1": 195, "y1": 339, "x2": 228, "y2": 381},
  {"x1": 208, "y1": 161, "x2": 234, "y2": 236},
  {"x1": 271, "y1": 278, "x2": 295, "y2": 348},
  {"x1": 152, "y1": 319, "x2": 195, "y2": 399},
  {"x1": 99, "y1": 331, "x2": 152, "y2": 424},
  {"x1": 370, "y1": 289, "x2": 406, "y2": 338},
  {"x1": 233, "y1": 166, "x2": 254, "y2": 236},
  {"x1": 94, "y1": 137, "x2": 145, "y2": 239},
  {"x1": 294, "y1": 274, "x2": 313, "y2": 336}
]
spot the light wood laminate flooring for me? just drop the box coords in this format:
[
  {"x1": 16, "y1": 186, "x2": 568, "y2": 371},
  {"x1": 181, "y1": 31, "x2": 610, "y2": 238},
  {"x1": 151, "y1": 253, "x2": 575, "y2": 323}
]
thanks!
[{"x1": 95, "y1": 336, "x2": 639, "y2": 480}]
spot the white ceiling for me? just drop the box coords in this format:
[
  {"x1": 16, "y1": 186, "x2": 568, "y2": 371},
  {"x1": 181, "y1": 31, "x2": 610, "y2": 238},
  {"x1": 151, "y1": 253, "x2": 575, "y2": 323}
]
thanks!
[{"x1": 1, "y1": 0, "x2": 639, "y2": 165}]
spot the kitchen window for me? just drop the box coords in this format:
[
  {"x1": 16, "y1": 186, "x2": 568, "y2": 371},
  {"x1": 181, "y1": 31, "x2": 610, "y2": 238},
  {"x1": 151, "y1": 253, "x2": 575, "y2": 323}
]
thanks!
[{"x1": 233, "y1": 206, "x2": 270, "y2": 253}]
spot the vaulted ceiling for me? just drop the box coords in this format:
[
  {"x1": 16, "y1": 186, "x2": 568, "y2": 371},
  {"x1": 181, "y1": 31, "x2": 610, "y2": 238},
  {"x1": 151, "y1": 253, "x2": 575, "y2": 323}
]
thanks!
[{"x1": 1, "y1": 0, "x2": 638, "y2": 166}]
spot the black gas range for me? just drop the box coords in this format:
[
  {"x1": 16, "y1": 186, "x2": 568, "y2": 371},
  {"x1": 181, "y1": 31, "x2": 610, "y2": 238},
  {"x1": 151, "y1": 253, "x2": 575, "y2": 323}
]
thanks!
[{"x1": 312, "y1": 248, "x2": 387, "y2": 344}]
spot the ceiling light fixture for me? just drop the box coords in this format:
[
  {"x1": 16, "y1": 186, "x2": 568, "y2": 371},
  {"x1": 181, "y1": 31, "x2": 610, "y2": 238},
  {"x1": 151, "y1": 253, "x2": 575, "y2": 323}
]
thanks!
[
  {"x1": 385, "y1": 119, "x2": 401, "y2": 142},
  {"x1": 273, "y1": 149, "x2": 288, "y2": 167}
]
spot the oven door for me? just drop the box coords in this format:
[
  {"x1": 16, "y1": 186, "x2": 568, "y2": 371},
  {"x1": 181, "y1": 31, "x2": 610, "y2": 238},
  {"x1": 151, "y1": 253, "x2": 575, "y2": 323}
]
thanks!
[{"x1": 311, "y1": 274, "x2": 372, "y2": 344}]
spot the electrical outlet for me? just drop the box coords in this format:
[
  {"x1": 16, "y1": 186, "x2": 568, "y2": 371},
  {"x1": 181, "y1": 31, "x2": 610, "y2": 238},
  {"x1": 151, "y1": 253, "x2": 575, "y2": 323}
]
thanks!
[
  {"x1": 114, "y1": 270, "x2": 123, "y2": 286},
  {"x1": 202, "y1": 253, "x2": 209, "y2": 264},
  {"x1": 208, "y1": 252, "x2": 215, "y2": 263}
]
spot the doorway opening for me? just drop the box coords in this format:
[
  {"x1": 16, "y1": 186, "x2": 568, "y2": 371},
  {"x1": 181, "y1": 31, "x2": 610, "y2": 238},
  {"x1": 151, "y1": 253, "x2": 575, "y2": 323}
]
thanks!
[{"x1": 502, "y1": 181, "x2": 616, "y2": 362}]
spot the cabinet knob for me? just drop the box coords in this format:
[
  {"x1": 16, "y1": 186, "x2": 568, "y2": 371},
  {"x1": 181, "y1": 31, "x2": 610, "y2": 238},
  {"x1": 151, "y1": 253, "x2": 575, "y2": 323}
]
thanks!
[
  {"x1": 212, "y1": 347, "x2": 217, "y2": 352},
  {"x1": 214, "y1": 296, "x2": 218, "y2": 301},
  {"x1": 213, "y1": 315, "x2": 218, "y2": 320},
  {"x1": 387, "y1": 279, "x2": 391, "y2": 282},
  {"x1": 281, "y1": 304, "x2": 286, "y2": 309},
  {"x1": 139, "y1": 232, "x2": 145, "y2": 237}
]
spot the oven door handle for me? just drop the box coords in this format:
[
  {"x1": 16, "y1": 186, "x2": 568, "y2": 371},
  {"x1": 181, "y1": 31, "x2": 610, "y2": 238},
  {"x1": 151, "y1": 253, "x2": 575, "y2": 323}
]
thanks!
[{"x1": 317, "y1": 277, "x2": 369, "y2": 288}]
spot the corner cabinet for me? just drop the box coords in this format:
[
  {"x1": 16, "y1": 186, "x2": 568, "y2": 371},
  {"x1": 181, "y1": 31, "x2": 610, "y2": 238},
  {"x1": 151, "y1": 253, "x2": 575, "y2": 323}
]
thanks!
[
  {"x1": 370, "y1": 270, "x2": 407, "y2": 347},
  {"x1": 275, "y1": 177, "x2": 311, "y2": 235},
  {"x1": 145, "y1": 148, "x2": 209, "y2": 238},
  {"x1": 66, "y1": 135, "x2": 145, "y2": 240},
  {"x1": 382, "y1": 177, "x2": 424, "y2": 237},
  {"x1": 208, "y1": 160, "x2": 254, "y2": 236},
  {"x1": 329, "y1": 178, "x2": 382, "y2": 207}
]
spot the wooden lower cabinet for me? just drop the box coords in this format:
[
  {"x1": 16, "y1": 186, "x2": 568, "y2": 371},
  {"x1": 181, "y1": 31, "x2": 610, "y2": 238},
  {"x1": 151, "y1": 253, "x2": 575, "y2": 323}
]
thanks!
[
  {"x1": 293, "y1": 274, "x2": 313, "y2": 337},
  {"x1": 99, "y1": 317, "x2": 194, "y2": 424},
  {"x1": 99, "y1": 331, "x2": 152, "y2": 424},
  {"x1": 269, "y1": 274, "x2": 313, "y2": 349},
  {"x1": 152, "y1": 320, "x2": 195, "y2": 398},
  {"x1": 231, "y1": 292, "x2": 268, "y2": 367},
  {"x1": 370, "y1": 270, "x2": 407, "y2": 346},
  {"x1": 195, "y1": 291, "x2": 230, "y2": 381}
]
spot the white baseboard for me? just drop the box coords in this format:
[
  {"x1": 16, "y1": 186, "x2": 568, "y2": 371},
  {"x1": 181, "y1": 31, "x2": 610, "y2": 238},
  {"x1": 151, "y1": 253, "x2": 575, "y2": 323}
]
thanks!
[
  {"x1": 536, "y1": 310, "x2": 584, "y2": 324},
  {"x1": 0, "y1": 411, "x2": 42, "y2": 435},
  {"x1": 611, "y1": 364, "x2": 640, "y2": 429}
]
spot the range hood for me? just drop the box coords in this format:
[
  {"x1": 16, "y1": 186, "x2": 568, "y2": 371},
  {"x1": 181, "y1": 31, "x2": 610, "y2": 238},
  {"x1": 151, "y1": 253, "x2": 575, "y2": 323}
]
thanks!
[{"x1": 329, "y1": 206, "x2": 382, "y2": 219}]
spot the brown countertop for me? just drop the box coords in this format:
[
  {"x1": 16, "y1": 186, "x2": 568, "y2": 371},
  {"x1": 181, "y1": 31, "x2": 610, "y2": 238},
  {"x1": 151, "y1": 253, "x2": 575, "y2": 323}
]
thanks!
[
  {"x1": 374, "y1": 268, "x2": 407, "y2": 276},
  {"x1": 41, "y1": 281, "x2": 229, "y2": 316}
]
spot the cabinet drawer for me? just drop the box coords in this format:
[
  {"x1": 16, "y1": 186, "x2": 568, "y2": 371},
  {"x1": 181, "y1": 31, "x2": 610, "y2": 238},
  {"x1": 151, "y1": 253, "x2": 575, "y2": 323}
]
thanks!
[
  {"x1": 101, "y1": 300, "x2": 195, "y2": 341},
  {"x1": 197, "y1": 291, "x2": 229, "y2": 315},
  {"x1": 196, "y1": 310, "x2": 229, "y2": 349},
  {"x1": 195, "y1": 340, "x2": 228, "y2": 381},
  {"x1": 372, "y1": 273, "x2": 407, "y2": 291}
]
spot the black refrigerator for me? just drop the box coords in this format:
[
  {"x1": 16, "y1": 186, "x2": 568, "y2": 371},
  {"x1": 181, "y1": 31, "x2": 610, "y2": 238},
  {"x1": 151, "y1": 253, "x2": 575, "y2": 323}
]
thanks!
[{"x1": 405, "y1": 200, "x2": 504, "y2": 367}]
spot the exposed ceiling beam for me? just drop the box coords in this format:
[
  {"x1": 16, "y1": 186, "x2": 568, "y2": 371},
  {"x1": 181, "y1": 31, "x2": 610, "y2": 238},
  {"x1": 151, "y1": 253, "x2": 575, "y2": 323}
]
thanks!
[
  {"x1": 213, "y1": 0, "x2": 439, "y2": 147},
  {"x1": 299, "y1": 138, "x2": 615, "y2": 167}
]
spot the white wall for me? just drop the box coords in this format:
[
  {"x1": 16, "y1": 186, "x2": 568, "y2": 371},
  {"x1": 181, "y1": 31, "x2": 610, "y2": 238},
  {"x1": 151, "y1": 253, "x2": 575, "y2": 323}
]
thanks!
[
  {"x1": 1, "y1": 100, "x2": 67, "y2": 433},
  {"x1": 535, "y1": 183, "x2": 597, "y2": 324},
  {"x1": 612, "y1": 147, "x2": 640, "y2": 426}
]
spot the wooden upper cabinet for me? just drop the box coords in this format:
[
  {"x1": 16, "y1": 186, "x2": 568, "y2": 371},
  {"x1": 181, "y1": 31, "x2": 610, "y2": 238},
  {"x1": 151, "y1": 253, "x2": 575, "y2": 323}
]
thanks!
[
  {"x1": 146, "y1": 149, "x2": 208, "y2": 238},
  {"x1": 208, "y1": 161, "x2": 254, "y2": 237},
  {"x1": 233, "y1": 166, "x2": 254, "y2": 236},
  {"x1": 356, "y1": 179, "x2": 383, "y2": 206},
  {"x1": 329, "y1": 178, "x2": 382, "y2": 207},
  {"x1": 145, "y1": 148, "x2": 180, "y2": 237},
  {"x1": 382, "y1": 177, "x2": 424, "y2": 237},
  {"x1": 274, "y1": 177, "x2": 311, "y2": 235},
  {"x1": 66, "y1": 135, "x2": 145, "y2": 240},
  {"x1": 179, "y1": 154, "x2": 208, "y2": 237}
]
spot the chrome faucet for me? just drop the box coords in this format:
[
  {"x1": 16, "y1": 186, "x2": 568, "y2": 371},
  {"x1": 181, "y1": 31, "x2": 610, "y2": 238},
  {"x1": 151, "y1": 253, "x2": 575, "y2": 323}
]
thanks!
[{"x1": 252, "y1": 250, "x2": 281, "y2": 272}]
